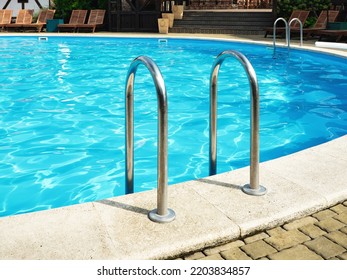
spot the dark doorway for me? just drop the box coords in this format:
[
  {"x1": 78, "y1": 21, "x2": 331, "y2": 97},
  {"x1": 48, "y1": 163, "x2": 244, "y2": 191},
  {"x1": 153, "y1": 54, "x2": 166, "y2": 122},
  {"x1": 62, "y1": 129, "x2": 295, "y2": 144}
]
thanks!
[{"x1": 108, "y1": 0, "x2": 161, "y2": 32}]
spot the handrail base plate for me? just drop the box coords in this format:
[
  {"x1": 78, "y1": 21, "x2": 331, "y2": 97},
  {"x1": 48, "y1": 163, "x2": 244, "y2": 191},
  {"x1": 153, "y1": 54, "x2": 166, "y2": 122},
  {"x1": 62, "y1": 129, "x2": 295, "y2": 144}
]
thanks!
[
  {"x1": 242, "y1": 184, "x2": 267, "y2": 196},
  {"x1": 148, "y1": 208, "x2": 176, "y2": 223}
]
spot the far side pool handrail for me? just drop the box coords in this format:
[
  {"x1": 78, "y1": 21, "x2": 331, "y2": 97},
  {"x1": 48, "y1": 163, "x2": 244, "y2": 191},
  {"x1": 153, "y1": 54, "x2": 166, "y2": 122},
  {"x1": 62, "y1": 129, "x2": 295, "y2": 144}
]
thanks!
[
  {"x1": 209, "y1": 50, "x2": 267, "y2": 196},
  {"x1": 125, "y1": 56, "x2": 175, "y2": 223},
  {"x1": 289, "y1": 17, "x2": 303, "y2": 47},
  {"x1": 273, "y1": 17, "x2": 289, "y2": 50}
]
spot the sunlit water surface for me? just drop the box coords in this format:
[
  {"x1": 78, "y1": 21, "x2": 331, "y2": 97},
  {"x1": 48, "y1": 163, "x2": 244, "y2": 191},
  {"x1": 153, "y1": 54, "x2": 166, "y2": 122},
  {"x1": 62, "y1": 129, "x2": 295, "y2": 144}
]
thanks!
[{"x1": 0, "y1": 36, "x2": 346, "y2": 217}]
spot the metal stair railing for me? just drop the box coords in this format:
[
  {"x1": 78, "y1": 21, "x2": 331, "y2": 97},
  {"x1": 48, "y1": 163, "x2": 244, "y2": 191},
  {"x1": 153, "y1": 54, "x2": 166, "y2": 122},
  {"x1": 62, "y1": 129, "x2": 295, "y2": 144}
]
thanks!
[
  {"x1": 209, "y1": 50, "x2": 267, "y2": 196},
  {"x1": 288, "y1": 18, "x2": 303, "y2": 48},
  {"x1": 273, "y1": 17, "x2": 303, "y2": 53},
  {"x1": 273, "y1": 17, "x2": 289, "y2": 51},
  {"x1": 125, "y1": 56, "x2": 176, "y2": 223}
]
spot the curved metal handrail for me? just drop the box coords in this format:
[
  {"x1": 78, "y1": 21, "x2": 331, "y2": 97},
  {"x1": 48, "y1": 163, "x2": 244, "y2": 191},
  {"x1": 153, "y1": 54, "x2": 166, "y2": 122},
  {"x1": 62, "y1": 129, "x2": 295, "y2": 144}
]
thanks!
[
  {"x1": 273, "y1": 17, "x2": 289, "y2": 50},
  {"x1": 289, "y1": 18, "x2": 303, "y2": 47},
  {"x1": 125, "y1": 56, "x2": 175, "y2": 223},
  {"x1": 209, "y1": 50, "x2": 267, "y2": 196}
]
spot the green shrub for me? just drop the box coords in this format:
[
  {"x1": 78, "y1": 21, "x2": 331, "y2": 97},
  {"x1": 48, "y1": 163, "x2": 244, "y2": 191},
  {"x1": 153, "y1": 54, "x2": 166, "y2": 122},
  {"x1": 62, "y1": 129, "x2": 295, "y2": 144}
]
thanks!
[
  {"x1": 277, "y1": 0, "x2": 331, "y2": 27},
  {"x1": 53, "y1": 0, "x2": 108, "y2": 21}
]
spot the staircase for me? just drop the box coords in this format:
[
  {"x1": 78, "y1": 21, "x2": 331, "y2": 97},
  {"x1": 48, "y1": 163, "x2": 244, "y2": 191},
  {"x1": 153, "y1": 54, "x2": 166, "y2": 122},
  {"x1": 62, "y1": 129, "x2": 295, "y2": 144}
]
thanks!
[{"x1": 169, "y1": 10, "x2": 274, "y2": 35}]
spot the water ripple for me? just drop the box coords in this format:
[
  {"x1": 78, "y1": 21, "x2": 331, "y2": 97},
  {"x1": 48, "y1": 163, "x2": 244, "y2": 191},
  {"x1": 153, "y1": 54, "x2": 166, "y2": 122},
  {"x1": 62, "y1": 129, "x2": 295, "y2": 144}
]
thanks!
[{"x1": 0, "y1": 37, "x2": 346, "y2": 217}]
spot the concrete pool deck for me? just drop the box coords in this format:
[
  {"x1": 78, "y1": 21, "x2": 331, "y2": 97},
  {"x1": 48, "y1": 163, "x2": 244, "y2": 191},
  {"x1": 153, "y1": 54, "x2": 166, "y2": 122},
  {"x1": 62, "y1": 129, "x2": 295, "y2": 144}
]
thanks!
[
  {"x1": 0, "y1": 33, "x2": 346, "y2": 260},
  {"x1": 0, "y1": 134, "x2": 346, "y2": 260}
]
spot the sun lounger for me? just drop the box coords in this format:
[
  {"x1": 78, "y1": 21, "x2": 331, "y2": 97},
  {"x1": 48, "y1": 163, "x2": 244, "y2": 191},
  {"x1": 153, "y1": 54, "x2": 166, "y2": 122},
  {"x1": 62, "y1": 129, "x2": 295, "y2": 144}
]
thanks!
[
  {"x1": 0, "y1": 10, "x2": 13, "y2": 31},
  {"x1": 21, "y1": 9, "x2": 56, "y2": 32},
  {"x1": 315, "y1": 29, "x2": 347, "y2": 42},
  {"x1": 5, "y1": 9, "x2": 33, "y2": 32},
  {"x1": 290, "y1": 10, "x2": 340, "y2": 39},
  {"x1": 58, "y1": 10, "x2": 87, "y2": 32},
  {"x1": 75, "y1": 9, "x2": 106, "y2": 33},
  {"x1": 264, "y1": 10, "x2": 310, "y2": 38}
]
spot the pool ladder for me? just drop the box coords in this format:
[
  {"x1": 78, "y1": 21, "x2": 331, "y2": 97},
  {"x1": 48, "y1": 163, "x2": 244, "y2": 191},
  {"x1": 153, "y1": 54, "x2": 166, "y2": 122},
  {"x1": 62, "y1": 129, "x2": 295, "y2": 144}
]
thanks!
[
  {"x1": 209, "y1": 50, "x2": 267, "y2": 196},
  {"x1": 273, "y1": 17, "x2": 303, "y2": 52},
  {"x1": 125, "y1": 56, "x2": 175, "y2": 223},
  {"x1": 124, "y1": 51, "x2": 267, "y2": 223}
]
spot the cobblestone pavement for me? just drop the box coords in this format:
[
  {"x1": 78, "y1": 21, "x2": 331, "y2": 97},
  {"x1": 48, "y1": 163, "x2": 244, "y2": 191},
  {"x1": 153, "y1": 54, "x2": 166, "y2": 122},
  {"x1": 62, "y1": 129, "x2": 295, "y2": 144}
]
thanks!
[{"x1": 173, "y1": 200, "x2": 347, "y2": 260}]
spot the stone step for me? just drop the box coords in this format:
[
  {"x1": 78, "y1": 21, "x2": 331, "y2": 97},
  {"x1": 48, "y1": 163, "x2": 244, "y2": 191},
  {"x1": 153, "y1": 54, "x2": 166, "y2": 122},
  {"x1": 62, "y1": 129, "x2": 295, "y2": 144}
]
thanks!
[
  {"x1": 169, "y1": 27, "x2": 265, "y2": 35},
  {"x1": 168, "y1": 10, "x2": 273, "y2": 35}
]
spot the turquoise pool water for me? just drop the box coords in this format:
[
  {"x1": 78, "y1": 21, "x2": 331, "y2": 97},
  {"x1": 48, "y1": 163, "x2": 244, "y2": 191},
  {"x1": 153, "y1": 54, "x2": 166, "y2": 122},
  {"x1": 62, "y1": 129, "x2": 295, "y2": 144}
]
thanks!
[{"x1": 0, "y1": 36, "x2": 346, "y2": 217}]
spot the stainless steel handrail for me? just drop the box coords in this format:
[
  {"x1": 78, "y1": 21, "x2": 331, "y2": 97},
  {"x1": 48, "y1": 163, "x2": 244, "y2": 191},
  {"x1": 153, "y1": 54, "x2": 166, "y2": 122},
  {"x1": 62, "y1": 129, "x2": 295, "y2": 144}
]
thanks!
[
  {"x1": 209, "y1": 50, "x2": 267, "y2": 196},
  {"x1": 273, "y1": 17, "x2": 303, "y2": 52},
  {"x1": 289, "y1": 18, "x2": 303, "y2": 47},
  {"x1": 273, "y1": 17, "x2": 289, "y2": 51},
  {"x1": 125, "y1": 56, "x2": 175, "y2": 223}
]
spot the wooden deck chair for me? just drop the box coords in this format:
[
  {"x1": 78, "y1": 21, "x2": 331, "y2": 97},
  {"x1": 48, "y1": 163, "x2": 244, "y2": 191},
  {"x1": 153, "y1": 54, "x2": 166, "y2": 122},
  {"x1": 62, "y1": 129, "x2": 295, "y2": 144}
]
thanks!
[
  {"x1": 75, "y1": 9, "x2": 105, "y2": 33},
  {"x1": 314, "y1": 29, "x2": 347, "y2": 42},
  {"x1": 5, "y1": 9, "x2": 33, "y2": 32},
  {"x1": 264, "y1": 10, "x2": 310, "y2": 38},
  {"x1": 291, "y1": 10, "x2": 340, "y2": 39},
  {"x1": 58, "y1": 10, "x2": 87, "y2": 32},
  {"x1": 0, "y1": 10, "x2": 13, "y2": 31},
  {"x1": 75, "y1": 9, "x2": 106, "y2": 33},
  {"x1": 22, "y1": 9, "x2": 56, "y2": 32}
]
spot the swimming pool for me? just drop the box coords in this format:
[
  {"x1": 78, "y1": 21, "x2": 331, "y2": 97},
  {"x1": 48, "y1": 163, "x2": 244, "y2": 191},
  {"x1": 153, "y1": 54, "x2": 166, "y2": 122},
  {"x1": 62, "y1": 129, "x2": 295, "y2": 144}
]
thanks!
[{"x1": 0, "y1": 36, "x2": 346, "y2": 217}]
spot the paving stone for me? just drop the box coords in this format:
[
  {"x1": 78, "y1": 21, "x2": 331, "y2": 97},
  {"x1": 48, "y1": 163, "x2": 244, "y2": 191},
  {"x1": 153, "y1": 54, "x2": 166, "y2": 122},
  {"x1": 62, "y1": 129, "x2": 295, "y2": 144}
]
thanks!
[
  {"x1": 299, "y1": 224, "x2": 326, "y2": 238},
  {"x1": 221, "y1": 247, "x2": 252, "y2": 260},
  {"x1": 338, "y1": 252, "x2": 347, "y2": 260},
  {"x1": 340, "y1": 227, "x2": 347, "y2": 234},
  {"x1": 330, "y1": 204, "x2": 347, "y2": 214},
  {"x1": 283, "y1": 217, "x2": 317, "y2": 230},
  {"x1": 198, "y1": 254, "x2": 224, "y2": 260},
  {"x1": 325, "y1": 231, "x2": 347, "y2": 249},
  {"x1": 313, "y1": 209, "x2": 337, "y2": 221},
  {"x1": 203, "y1": 240, "x2": 245, "y2": 255},
  {"x1": 241, "y1": 240, "x2": 277, "y2": 259},
  {"x1": 268, "y1": 245, "x2": 323, "y2": 260},
  {"x1": 178, "y1": 200, "x2": 347, "y2": 261},
  {"x1": 316, "y1": 217, "x2": 345, "y2": 232},
  {"x1": 266, "y1": 227, "x2": 286, "y2": 236},
  {"x1": 244, "y1": 232, "x2": 269, "y2": 244},
  {"x1": 230, "y1": 240, "x2": 246, "y2": 247},
  {"x1": 184, "y1": 252, "x2": 205, "y2": 260},
  {"x1": 334, "y1": 212, "x2": 347, "y2": 224},
  {"x1": 305, "y1": 236, "x2": 345, "y2": 259},
  {"x1": 265, "y1": 229, "x2": 310, "y2": 251}
]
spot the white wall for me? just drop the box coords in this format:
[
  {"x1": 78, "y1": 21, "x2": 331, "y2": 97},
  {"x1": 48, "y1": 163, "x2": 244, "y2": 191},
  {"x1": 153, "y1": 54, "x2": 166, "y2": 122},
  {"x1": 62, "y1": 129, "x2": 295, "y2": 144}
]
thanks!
[{"x1": 2, "y1": 0, "x2": 50, "y2": 16}]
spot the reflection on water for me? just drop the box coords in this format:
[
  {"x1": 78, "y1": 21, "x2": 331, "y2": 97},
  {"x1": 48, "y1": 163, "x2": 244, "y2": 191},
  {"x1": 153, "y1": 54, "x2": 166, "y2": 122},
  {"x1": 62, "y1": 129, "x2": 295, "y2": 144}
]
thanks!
[{"x1": 0, "y1": 36, "x2": 346, "y2": 217}]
